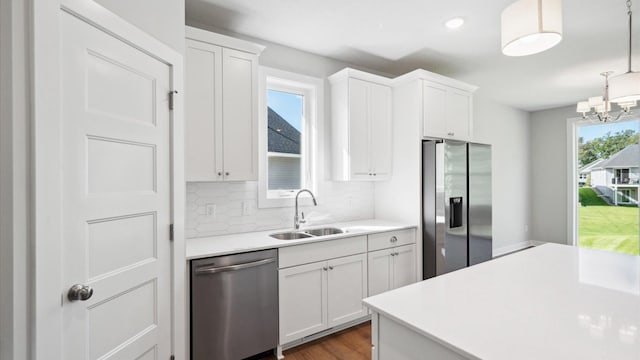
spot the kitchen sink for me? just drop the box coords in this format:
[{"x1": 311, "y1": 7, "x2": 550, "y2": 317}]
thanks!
[
  {"x1": 269, "y1": 227, "x2": 346, "y2": 240},
  {"x1": 302, "y1": 227, "x2": 345, "y2": 236},
  {"x1": 269, "y1": 232, "x2": 313, "y2": 240}
]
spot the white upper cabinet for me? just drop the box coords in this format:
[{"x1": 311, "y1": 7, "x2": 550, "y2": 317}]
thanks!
[
  {"x1": 393, "y1": 69, "x2": 477, "y2": 142},
  {"x1": 330, "y1": 68, "x2": 392, "y2": 181},
  {"x1": 422, "y1": 80, "x2": 473, "y2": 141},
  {"x1": 184, "y1": 27, "x2": 264, "y2": 182}
]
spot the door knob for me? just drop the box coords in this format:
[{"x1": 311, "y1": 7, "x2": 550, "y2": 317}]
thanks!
[{"x1": 67, "y1": 284, "x2": 94, "y2": 301}]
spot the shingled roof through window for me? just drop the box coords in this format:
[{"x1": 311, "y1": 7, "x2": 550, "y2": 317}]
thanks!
[
  {"x1": 592, "y1": 144, "x2": 639, "y2": 170},
  {"x1": 268, "y1": 107, "x2": 301, "y2": 155}
]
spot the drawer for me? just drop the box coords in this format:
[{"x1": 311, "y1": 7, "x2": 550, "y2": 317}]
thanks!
[
  {"x1": 368, "y1": 229, "x2": 415, "y2": 252},
  {"x1": 278, "y1": 236, "x2": 367, "y2": 269}
]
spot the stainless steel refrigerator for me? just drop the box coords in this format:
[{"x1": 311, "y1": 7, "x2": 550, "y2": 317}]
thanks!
[{"x1": 422, "y1": 140, "x2": 492, "y2": 279}]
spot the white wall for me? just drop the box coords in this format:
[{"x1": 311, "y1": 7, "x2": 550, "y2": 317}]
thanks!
[
  {"x1": 530, "y1": 105, "x2": 575, "y2": 244},
  {"x1": 0, "y1": 0, "x2": 30, "y2": 359},
  {"x1": 473, "y1": 92, "x2": 532, "y2": 253},
  {"x1": 94, "y1": 0, "x2": 185, "y2": 52}
]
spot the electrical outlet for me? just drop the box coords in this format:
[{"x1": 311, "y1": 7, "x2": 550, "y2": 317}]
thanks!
[
  {"x1": 205, "y1": 204, "x2": 216, "y2": 217},
  {"x1": 346, "y1": 196, "x2": 353, "y2": 208}
]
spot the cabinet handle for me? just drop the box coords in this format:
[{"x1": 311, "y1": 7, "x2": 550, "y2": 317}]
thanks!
[
  {"x1": 323, "y1": 267, "x2": 328, "y2": 271},
  {"x1": 225, "y1": 172, "x2": 230, "y2": 176},
  {"x1": 390, "y1": 236, "x2": 398, "y2": 243},
  {"x1": 395, "y1": 252, "x2": 399, "y2": 256},
  {"x1": 390, "y1": 253, "x2": 395, "y2": 257},
  {"x1": 217, "y1": 172, "x2": 222, "y2": 176},
  {"x1": 328, "y1": 266, "x2": 334, "y2": 270},
  {"x1": 373, "y1": 173, "x2": 377, "y2": 176},
  {"x1": 447, "y1": 132, "x2": 454, "y2": 136}
]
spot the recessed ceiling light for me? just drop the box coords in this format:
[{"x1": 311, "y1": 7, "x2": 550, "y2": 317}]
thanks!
[{"x1": 445, "y1": 17, "x2": 465, "y2": 30}]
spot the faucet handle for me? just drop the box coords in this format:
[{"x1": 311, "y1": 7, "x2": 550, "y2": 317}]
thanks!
[{"x1": 299, "y1": 212, "x2": 306, "y2": 224}]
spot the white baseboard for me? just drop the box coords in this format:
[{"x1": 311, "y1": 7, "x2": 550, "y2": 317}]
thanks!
[
  {"x1": 281, "y1": 316, "x2": 370, "y2": 351},
  {"x1": 529, "y1": 240, "x2": 547, "y2": 247},
  {"x1": 493, "y1": 240, "x2": 540, "y2": 258}
]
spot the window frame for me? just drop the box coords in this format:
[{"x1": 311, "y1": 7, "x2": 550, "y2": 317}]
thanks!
[{"x1": 258, "y1": 67, "x2": 322, "y2": 208}]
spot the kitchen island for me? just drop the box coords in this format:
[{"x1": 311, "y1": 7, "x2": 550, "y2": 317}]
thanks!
[{"x1": 363, "y1": 243, "x2": 640, "y2": 360}]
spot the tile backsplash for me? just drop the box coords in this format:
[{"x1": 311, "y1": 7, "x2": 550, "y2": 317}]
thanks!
[{"x1": 186, "y1": 181, "x2": 375, "y2": 238}]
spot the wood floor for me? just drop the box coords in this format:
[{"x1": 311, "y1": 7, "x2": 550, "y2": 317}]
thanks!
[{"x1": 260, "y1": 322, "x2": 371, "y2": 360}]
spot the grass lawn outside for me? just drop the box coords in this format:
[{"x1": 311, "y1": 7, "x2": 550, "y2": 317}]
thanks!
[{"x1": 578, "y1": 187, "x2": 639, "y2": 256}]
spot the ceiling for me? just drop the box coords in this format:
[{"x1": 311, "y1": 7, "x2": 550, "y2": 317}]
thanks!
[{"x1": 185, "y1": 0, "x2": 640, "y2": 112}]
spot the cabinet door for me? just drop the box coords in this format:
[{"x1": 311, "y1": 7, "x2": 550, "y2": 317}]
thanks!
[
  {"x1": 369, "y1": 83, "x2": 392, "y2": 180},
  {"x1": 185, "y1": 39, "x2": 223, "y2": 181},
  {"x1": 422, "y1": 81, "x2": 449, "y2": 139},
  {"x1": 447, "y1": 89, "x2": 472, "y2": 141},
  {"x1": 392, "y1": 244, "x2": 417, "y2": 290},
  {"x1": 368, "y1": 249, "x2": 393, "y2": 296},
  {"x1": 327, "y1": 254, "x2": 368, "y2": 327},
  {"x1": 279, "y1": 261, "x2": 328, "y2": 344},
  {"x1": 348, "y1": 78, "x2": 372, "y2": 180},
  {"x1": 222, "y1": 48, "x2": 258, "y2": 181}
]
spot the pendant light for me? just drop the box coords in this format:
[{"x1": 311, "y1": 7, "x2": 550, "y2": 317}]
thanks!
[
  {"x1": 501, "y1": 0, "x2": 563, "y2": 56},
  {"x1": 609, "y1": 0, "x2": 640, "y2": 103}
]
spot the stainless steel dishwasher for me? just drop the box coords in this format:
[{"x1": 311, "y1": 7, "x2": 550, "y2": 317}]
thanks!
[{"x1": 191, "y1": 249, "x2": 278, "y2": 360}]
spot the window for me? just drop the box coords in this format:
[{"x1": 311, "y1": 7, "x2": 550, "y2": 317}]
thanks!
[
  {"x1": 258, "y1": 68, "x2": 322, "y2": 208},
  {"x1": 267, "y1": 89, "x2": 304, "y2": 193},
  {"x1": 570, "y1": 118, "x2": 639, "y2": 256}
]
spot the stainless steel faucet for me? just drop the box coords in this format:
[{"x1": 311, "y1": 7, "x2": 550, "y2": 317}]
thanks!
[{"x1": 294, "y1": 189, "x2": 317, "y2": 229}]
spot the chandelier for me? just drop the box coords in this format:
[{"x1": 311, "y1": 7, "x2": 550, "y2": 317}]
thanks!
[
  {"x1": 576, "y1": 0, "x2": 638, "y2": 122},
  {"x1": 576, "y1": 72, "x2": 636, "y2": 122}
]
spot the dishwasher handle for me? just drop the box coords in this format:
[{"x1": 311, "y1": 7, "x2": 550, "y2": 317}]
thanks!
[{"x1": 195, "y1": 258, "x2": 276, "y2": 275}]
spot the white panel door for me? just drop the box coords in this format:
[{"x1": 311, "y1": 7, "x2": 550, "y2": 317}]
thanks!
[
  {"x1": 185, "y1": 39, "x2": 223, "y2": 181},
  {"x1": 61, "y1": 12, "x2": 171, "y2": 360},
  {"x1": 393, "y1": 244, "x2": 417, "y2": 290},
  {"x1": 348, "y1": 78, "x2": 372, "y2": 179},
  {"x1": 369, "y1": 83, "x2": 392, "y2": 180},
  {"x1": 222, "y1": 48, "x2": 258, "y2": 181},
  {"x1": 327, "y1": 254, "x2": 368, "y2": 327},
  {"x1": 422, "y1": 81, "x2": 448, "y2": 139},
  {"x1": 368, "y1": 249, "x2": 393, "y2": 296},
  {"x1": 279, "y1": 261, "x2": 328, "y2": 344}
]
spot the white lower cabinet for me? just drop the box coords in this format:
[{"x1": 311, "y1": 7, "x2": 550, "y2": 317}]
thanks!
[
  {"x1": 368, "y1": 244, "x2": 416, "y2": 297},
  {"x1": 327, "y1": 254, "x2": 368, "y2": 327},
  {"x1": 278, "y1": 238, "x2": 368, "y2": 345},
  {"x1": 279, "y1": 261, "x2": 328, "y2": 343},
  {"x1": 278, "y1": 229, "x2": 417, "y2": 346}
]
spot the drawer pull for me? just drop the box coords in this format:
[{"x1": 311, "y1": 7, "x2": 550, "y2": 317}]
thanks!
[{"x1": 390, "y1": 236, "x2": 398, "y2": 243}]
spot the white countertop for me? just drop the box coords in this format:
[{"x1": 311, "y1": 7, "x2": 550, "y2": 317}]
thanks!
[
  {"x1": 363, "y1": 243, "x2": 640, "y2": 360},
  {"x1": 186, "y1": 219, "x2": 416, "y2": 260}
]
